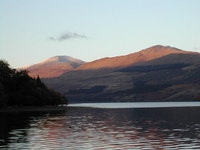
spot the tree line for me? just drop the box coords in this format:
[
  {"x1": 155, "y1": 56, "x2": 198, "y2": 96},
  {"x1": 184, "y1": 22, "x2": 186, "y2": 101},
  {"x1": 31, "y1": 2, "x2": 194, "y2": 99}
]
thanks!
[{"x1": 0, "y1": 60, "x2": 67, "y2": 108}]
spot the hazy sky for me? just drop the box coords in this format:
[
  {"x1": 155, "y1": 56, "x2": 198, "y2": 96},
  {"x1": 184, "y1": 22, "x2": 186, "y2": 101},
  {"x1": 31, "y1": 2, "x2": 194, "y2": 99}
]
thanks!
[{"x1": 1, "y1": 0, "x2": 200, "y2": 68}]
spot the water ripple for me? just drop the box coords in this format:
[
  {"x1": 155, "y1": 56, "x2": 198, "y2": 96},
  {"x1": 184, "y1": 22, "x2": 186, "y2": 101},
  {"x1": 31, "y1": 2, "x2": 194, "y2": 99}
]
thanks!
[{"x1": 1, "y1": 106, "x2": 200, "y2": 149}]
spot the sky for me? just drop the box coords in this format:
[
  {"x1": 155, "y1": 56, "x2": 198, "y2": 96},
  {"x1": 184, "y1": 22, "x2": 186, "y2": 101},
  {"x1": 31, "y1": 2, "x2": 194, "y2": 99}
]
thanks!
[{"x1": 1, "y1": 0, "x2": 200, "y2": 68}]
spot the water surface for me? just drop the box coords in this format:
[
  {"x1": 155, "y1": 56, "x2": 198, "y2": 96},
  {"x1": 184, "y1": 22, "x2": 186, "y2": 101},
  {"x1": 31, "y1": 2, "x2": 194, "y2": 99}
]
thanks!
[
  {"x1": 1, "y1": 102, "x2": 200, "y2": 149},
  {"x1": 69, "y1": 101, "x2": 200, "y2": 108}
]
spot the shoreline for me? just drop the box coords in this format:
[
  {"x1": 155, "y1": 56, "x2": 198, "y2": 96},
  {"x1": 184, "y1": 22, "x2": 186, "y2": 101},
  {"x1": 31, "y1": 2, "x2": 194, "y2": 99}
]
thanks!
[{"x1": 0, "y1": 106, "x2": 67, "y2": 113}]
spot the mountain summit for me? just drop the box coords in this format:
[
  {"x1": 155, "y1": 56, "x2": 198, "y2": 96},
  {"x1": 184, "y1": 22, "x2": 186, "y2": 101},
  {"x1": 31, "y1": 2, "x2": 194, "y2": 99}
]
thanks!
[
  {"x1": 41, "y1": 56, "x2": 85, "y2": 67},
  {"x1": 22, "y1": 56, "x2": 85, "y2": 78}
]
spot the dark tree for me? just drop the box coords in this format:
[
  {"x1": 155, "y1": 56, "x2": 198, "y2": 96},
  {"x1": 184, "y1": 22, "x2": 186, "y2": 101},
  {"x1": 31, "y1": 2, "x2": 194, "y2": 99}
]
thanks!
[{"x1": 0, "y1": 60, "x2": 68, "y2": 108}]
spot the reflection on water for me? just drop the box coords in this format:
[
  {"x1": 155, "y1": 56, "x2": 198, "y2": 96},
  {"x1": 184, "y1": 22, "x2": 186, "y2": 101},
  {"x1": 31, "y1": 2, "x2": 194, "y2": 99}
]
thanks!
[{"x1": 1, "y1": 106, "x2": 200, "y2": 149}]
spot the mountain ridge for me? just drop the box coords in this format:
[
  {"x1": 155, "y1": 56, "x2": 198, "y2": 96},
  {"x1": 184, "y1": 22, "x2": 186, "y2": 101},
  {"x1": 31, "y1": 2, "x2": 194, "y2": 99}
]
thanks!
[
  {"x1": 21, "y1": 45, "x2": 199, "y2": 79},
  {"x1": 76, "y1": 45, "x2": 193, "y2": 70}
]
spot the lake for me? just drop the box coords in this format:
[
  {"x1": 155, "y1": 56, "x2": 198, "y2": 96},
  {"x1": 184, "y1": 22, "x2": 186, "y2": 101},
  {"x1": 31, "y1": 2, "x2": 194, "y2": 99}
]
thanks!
[{"x1": 1, "y1": 102, "x2": 200, "y2": 149}]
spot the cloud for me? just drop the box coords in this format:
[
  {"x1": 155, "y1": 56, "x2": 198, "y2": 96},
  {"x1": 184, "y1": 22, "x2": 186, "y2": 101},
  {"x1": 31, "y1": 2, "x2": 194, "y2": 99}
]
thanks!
[
  {"x1": 49, "y1": 32, "x2": 87, "y2": 41},
  {"x1": 49, "y1": 37, "x2": 55, "y2": 41}
]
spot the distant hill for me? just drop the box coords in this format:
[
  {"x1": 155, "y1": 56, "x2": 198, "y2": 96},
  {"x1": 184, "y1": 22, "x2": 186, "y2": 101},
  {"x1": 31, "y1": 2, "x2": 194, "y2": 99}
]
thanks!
[
  {"x1": 21, "y1": 56, "x2": 85, "y2": 78},
  {"x1": 43, "y1": 45, "x2": 200, "y2": 103},
  {"x1": 77, "y1": 45, "x2": 191, "y2": 70}
]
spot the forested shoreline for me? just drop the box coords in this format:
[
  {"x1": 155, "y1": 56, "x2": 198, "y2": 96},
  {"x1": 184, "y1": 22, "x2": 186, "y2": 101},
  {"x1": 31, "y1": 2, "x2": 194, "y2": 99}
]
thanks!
[{"x1": 0, "y1": 60, "x2": 67, "y2": 108}]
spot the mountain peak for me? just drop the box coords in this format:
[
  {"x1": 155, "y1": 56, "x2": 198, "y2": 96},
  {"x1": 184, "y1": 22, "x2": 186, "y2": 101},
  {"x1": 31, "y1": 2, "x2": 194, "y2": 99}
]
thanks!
[
  {"x1": 22, "y1": 55, "x2": 85, "y2": 78},
  {"x1": 43, "y1": 55, "x2": 85, "y2": 65},
  {"x1": 140, "y1": 45, "x2": 182, "y2": 53}
]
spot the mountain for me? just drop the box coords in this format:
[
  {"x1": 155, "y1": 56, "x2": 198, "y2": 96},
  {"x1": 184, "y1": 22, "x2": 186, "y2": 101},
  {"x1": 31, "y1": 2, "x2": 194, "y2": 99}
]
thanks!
[
  {"x1": 21, "y1": 56, "x2": 85, "y2": 78},
  {"x1": 43, "y1": 45, "x2": 200, "y2": 103},
  {"x1": 77, "y1": 45, "x2": 190, "y2": 70}
]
